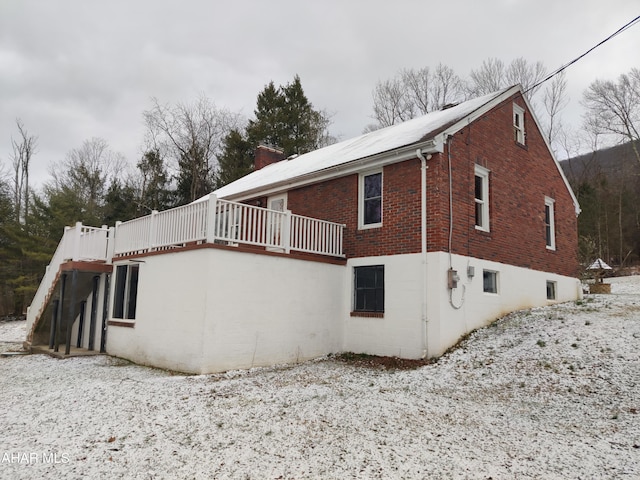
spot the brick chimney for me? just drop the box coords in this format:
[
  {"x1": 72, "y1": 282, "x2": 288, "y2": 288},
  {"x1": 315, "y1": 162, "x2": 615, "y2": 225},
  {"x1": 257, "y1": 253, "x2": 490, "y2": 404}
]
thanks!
[{"x1": 254, "y1": 145, "x2": 286, "y2": 170}]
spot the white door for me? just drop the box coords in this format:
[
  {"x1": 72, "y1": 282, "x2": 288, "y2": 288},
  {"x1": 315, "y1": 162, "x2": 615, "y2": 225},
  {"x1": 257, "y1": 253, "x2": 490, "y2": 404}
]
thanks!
[{"x1": 267, "y1": 193, "x2": 287, "y2": 249}]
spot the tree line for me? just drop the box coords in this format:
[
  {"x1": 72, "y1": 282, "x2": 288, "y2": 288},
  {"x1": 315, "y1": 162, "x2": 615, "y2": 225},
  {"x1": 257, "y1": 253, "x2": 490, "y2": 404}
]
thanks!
[
  {"x1": 1, "y1": 64, "x2": 639, "y2": 316},
  {"x1": 0, "y1": 75, "x2": 331, "y2": 316}
]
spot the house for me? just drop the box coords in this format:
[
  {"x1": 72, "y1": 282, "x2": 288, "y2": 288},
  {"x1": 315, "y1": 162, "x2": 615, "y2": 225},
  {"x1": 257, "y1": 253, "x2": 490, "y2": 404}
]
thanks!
[{"x1": 25, "y1": 85, "x2": 581, "y2": 374}]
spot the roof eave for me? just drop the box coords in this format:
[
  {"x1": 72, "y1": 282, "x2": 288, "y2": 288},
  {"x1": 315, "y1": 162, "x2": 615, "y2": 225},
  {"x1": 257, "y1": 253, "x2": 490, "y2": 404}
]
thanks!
[{"x1": 220, "y1": 138, "x2": 443, "y2": 202}]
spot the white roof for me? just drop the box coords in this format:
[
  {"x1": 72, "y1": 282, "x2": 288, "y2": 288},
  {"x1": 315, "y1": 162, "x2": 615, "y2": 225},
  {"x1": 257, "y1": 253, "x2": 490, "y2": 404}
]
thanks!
[
  {"x1": 588, "y1": 258, "x2": 613, "y2": 270},
  {"x1": 209, "y1": 88, "x2": 513, "y2": 200}
]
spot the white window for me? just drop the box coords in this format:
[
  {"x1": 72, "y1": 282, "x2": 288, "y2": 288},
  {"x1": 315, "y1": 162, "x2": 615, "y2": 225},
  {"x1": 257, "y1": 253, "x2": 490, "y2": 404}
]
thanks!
[
  {"x1": 545, "y1": 197, "x2": 556, "y2": 250},
  {"x1": 474, "y1": 165, "x2": 490, "y2": 231},
  {"x1": 483, "y1": 270, "x2": 498, "y2": 294},
  {"x1": 513, "y1": 104, "x2": 525, "y2": 144},
  {"x1": 359, "y1": 171, "x2": 382, "y2": 229},
  {"x1": 546, "y1": 281, "x2": 557, "y2": 300},
  {"x1": 112, "y1": 264, "x2": 139, "y2": 320}
]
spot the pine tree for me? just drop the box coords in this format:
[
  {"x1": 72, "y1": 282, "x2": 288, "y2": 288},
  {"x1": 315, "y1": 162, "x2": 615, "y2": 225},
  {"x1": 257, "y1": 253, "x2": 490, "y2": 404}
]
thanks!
[
  {"x1": 217, "y1": 75, "x2": 333, "y2": 188},
  {"x1": 215, "y1": 130, "x2": 254, "y2": 188}
]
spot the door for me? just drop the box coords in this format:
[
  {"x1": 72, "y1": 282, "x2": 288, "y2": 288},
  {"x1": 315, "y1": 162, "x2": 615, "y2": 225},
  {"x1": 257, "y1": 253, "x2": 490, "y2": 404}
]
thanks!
[{"x1": 267, "y1": 193, "x2": 287, "y2": 250}]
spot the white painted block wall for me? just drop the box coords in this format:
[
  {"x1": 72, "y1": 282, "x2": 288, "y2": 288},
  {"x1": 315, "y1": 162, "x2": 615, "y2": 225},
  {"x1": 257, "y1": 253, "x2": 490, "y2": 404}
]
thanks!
[{"x1": 106, "y1": 248, "x2": 581, "y2": 373}]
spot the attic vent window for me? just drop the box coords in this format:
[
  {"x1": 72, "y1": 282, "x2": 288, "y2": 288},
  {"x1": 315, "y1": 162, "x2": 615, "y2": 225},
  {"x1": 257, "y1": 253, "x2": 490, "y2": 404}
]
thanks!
[{"x1": 513, "y1": 104, "x2": 525, "y2": 145}]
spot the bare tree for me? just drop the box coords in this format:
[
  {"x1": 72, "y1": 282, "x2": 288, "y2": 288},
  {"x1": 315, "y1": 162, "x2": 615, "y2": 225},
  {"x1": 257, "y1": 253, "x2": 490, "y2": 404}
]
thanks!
[
  {"x1": 401, "y1": 64, "x2": 465, "y2": 115},
  {"x1": 542, "y1": 72, "x2": 569, "y2": 150},
  {"x1": 582, "y1": 68, "x2": 640, "y2": 165},
  {"x1": 371, "y1": 63, "x2": 463, "y2": 128},
  {"x1": 10, "y1": 119, "x2": 37, "y2": 224},
  {"x1": 468, "y1": 58, "x2": 505, "y2": 96},
  {"x1": 143, "y1": 94, "x2": 242, "y2": 203},
  {"x1": 468, "y1": 57, "x2": 547, "y2": 100},
  {"x1": 49, "y1": 137, "x2": 125, "y2": 216},
  {"x1": 371, "y1": 77, "x2": 414, "y2": 127},
  {"x1": 505, "y1": 58, "x2": 547, "y2": 97}
]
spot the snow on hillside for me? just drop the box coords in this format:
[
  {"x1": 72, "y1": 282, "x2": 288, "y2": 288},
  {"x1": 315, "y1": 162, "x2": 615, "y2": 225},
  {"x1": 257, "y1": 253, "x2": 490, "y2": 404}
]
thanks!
[{"x1": 1, "y1": 277, "x2": 639, "y2": 479}]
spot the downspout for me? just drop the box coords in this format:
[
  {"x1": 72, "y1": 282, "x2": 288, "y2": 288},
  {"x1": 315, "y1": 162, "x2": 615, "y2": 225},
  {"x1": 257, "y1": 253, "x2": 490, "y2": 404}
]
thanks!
[{"x1": 416, "y1": 149, "x2": 430, "y2": 358}]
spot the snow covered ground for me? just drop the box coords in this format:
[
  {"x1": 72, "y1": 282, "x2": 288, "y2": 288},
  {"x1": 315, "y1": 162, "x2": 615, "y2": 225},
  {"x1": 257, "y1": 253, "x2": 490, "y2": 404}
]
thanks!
[{"x1": 1, "y1": 277, "x2": 639, "y2": 479}]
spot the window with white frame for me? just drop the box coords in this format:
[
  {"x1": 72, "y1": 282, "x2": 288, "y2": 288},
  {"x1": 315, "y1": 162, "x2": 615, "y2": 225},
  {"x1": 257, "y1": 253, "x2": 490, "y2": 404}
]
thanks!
[
  {"x1": 513, "y1": 103, "x2": 525, "y2": 144},
  {"x1": 112, "y1": 264, "x2": 140, "y2": 320},
  {"x1": 546, "y1": 280, "x2": 557, "y2": 300},
  {"x1": 483, "y1": 270, "x2": 498, "y2": 294},
  {"x1": 474, "y1": 165, "x2": 490, "y2": 231},
  {"x1": 545, "y1": 197, "x2": 556, "y2": 250},
  {"x1": 359, "y1": 171, "x2": 382, "y2": 228}
]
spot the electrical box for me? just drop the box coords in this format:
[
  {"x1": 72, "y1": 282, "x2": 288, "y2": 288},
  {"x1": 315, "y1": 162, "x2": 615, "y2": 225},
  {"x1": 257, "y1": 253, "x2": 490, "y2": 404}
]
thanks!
[
  {"x1": 467, "y1": 265, "x2": 475, "y2": 278},
  {"x1": 447, "y1": 268, "x2": 460, "y2": 289}
]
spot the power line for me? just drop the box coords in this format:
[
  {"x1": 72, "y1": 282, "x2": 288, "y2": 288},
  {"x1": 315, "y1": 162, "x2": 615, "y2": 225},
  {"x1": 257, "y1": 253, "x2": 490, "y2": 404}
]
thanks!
[{"x1": 526, "y1": 14, "x2": 640, "y2": 93}]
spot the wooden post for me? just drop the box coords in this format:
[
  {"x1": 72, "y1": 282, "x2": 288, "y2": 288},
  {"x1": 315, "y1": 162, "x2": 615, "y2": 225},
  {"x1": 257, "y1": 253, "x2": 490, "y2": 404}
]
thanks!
[
  {"x1": 72, "y1": 221, "x2": 82, "y2": 261},
  {"x1": 49, "y1": 299, "x2": 59, "y2": 350},
  {"x1": 283, "y1": 210, "x2": 292, "y2": 254},
  {"x1": 54, "y1": 274, "x2": 67, "y2": 352},
  {"x1": 149, "y1": 210, "x2": 158, "y2": 250},
  {"x1": 65, "y1": 269, "x2": 78, "y2": 355},
  {"x1": 76, "y1": 300, "x2": 87, "y2": 348},
  {"x1": 206, "y1": 194, "x2": 218, "y2": 244},
  {"x1": 106, "y1": 226, "x2": 116, "y2": 263},
  {"x1": 100, "y1": 273, "x2": 111, "y2": 353},
  {"x1": 88, "y1": 276, "x2": 100, "y2": 351}
]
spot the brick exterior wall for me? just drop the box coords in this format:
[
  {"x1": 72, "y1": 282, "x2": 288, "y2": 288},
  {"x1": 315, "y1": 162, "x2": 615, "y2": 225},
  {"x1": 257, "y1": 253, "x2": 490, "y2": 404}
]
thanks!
[
  {"x1": 435, "y1": 94, "x2": 580, "y2": 278},
  {"x1": 254, "y1": 93, "x2": 579, "y2": 278}
]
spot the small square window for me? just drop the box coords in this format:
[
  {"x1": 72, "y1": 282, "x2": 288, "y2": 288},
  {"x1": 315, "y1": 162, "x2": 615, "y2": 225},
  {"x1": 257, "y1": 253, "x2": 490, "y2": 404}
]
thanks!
[
  {"x1": 483, "y1": 270, "x2": 498, "y2": 294},
  {"x1": 354, "y1": 265, "x2": 385, "y2": 313},
  {"x1": 546, "y1": 281, "x2": 557, "y2": 300}
]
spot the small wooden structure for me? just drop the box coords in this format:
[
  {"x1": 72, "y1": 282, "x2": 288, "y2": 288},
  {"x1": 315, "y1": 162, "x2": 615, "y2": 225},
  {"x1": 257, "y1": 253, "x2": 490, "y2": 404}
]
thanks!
[{"x1": 588, "y1": 258, "x2": 612, "y2": 293}]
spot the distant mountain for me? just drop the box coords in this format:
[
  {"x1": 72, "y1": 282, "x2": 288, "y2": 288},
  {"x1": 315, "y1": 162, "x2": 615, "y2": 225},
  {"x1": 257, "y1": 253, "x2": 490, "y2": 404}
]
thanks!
[{"x1": 560, "y1": 140, "x2": 640, "y2": 184}]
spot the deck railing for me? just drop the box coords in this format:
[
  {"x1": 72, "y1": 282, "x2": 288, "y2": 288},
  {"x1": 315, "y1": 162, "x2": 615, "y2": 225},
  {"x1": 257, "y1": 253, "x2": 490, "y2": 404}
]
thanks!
[
  {"x1": 27, "y1": 198, "x2": 344, "y2": 331},
  {"x1": 26, "y1": 223, "x2": 112, "y2": 330},
  {"x1": 113, "y1": 195, "x2": 345, "y2": 258}
]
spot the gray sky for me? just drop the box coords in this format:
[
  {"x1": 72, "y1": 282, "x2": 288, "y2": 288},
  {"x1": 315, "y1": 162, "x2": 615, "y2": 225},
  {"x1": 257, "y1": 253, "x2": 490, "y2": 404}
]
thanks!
[{"x1": 1, "y1": 0, "x2": 639, "y2": 188}]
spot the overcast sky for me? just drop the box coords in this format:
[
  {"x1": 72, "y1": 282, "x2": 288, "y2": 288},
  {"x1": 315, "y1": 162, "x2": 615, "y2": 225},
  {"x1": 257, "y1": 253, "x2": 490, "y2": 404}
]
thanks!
[{"x1": 1, "y1": 0, "x2": 639, "y2": 188}]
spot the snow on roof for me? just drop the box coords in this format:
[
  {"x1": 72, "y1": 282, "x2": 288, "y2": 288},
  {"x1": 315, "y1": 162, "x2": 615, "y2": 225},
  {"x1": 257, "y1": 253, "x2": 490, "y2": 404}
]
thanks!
[
  {"x1": 588, "y1": 258, "x2": 613, "y2": 270},
  {"x1": 209, "y1": 87, "x2": 513, "y2": 200}
]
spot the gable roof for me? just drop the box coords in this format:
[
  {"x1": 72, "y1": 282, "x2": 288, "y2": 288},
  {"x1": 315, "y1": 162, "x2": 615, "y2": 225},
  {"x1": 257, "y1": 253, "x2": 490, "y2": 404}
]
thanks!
[
  {"x1": 205, "y1": 85, "x2": 579, "y2": 215},
  {"x1": 210, "y1": 87, "x2": 515, "y2": 201}
]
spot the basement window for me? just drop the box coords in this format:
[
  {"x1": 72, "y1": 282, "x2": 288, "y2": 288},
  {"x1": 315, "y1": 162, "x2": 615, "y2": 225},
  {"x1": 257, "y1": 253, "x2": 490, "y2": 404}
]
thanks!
[
  {"x1": 546, "y1": 281, "x2": 557, "y2": 300},
  {"x1": 353, "y1": 265, "x2": 385, "y2": 313},
  {"x1": 112, "y1": 264, "x2": 139, "y2": 320},
  {"x1": 483, "y1": 270, "x2": 498, "y2": 294}
]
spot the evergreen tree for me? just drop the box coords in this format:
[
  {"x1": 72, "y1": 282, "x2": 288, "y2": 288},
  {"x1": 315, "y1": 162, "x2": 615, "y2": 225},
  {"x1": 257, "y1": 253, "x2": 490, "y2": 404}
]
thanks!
[
  {"x1": 217, "y1": 75, "x2": 333, "y2": 188},
  {"x1": 246, "y1": 75, "x2": 331, "y2": 157},
  {"x1": 215, "y1": 129, "x2": 254, "y2": 188},
  {"x1": 103, "y1": 179, "x2": 139, "y2": 225},
  {"x1": 247, "y1": 81, "x2": 283, "y2": 149},
  {"x1": 137, "y1": 149, "x2": 173, "y2": 212}
]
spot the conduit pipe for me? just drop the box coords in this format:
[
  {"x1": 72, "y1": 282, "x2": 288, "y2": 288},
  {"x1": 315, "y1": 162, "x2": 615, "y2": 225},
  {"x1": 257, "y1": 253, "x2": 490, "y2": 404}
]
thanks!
[{"x1": 416, "y1": 148, "x2": 430, "y2": 358}]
